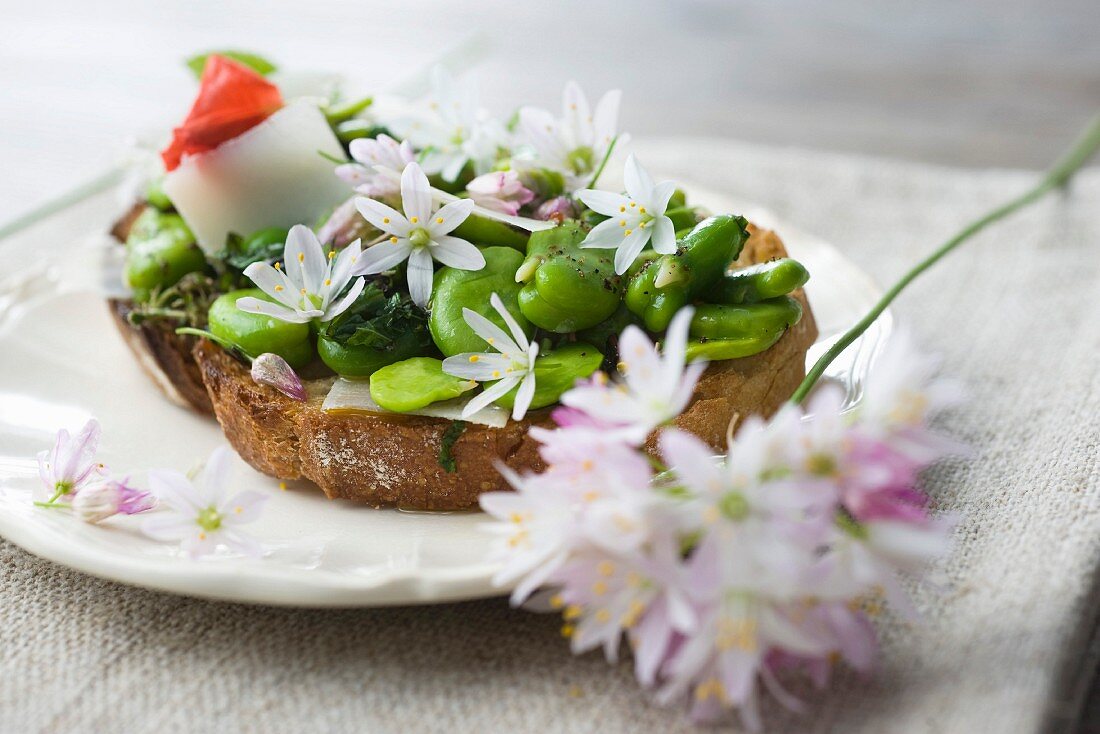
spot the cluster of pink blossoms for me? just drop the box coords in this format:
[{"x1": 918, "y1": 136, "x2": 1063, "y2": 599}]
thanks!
[{"x1": 479, "y1": 310, "x2": 964, "y2": 730}]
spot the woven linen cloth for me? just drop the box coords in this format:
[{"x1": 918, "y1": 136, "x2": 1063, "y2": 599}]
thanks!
[{"x1": 1, "y1": 140, "x2": 1097, "y2": 734}]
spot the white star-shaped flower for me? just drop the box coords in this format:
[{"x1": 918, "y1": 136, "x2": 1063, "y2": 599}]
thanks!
[
  {"x1": 353, "y1": 162, "x2": 484, "y2": 308},
  {"x1": 395, "y1": 66, "x2": 508, "y2": 182},
  {"x1": 576, "y1": 154, "x2": 678, "y2": 274},
  {"x1": 236, "y1": 225, "x2": 366, "y2": 324},
  {"x1": 442, "y1": 292, "x2": 539, "y2": 421},
  {"x1": 519, "y1": 81, "x2": 622, "y2": 191}
]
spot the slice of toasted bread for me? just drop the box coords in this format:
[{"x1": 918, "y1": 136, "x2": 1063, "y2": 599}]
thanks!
[{"x1": 189, "y1": 223, "x2": 817, "y2": 509}]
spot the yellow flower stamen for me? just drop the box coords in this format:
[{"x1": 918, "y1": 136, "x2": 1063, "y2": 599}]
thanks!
[
  {"x1": 297, "y1": 252, "x2": 305, "y2": 263},
  {"x1": 624, "y1": 229, "x2": 632, "y2": 236},
  {"x1": 563, "y1": 604, "x2": 583, "y2": 621},
  {"x1": 410, "y1": 216, "x2": 419, "y2": 224},
  {"x1": 594, "y1": 609, "x2": 611, "y2": 623},
  {"x1": 436, "y1": 217, "x2": 444, "y2": 224},
  {"x1": 390, "y1": 236, "x2": 398, "y2": 243},
  {"x1": 592, "y1": 581, "x2": 608, "y2": 596},
  {"x1": 274, "y1": 285, "x2": 284, "y2": 292},
  {"x1": 382, "y1": 217, "x2": 390, "y2": 224},
  {"x1": 597, "y1": 560, "x2": 615, "y2": 577},
  {"x1": 469, "y1": 355, "x2": 480, "y2": 362}
]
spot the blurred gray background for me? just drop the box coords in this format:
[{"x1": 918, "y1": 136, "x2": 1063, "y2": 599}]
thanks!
[
  {"x1": 2, "y1": 0, "x2": 1099, "y2": 222},
  {"x1": 1, "y1": 1, "x2": 1098, "y2": 729}
]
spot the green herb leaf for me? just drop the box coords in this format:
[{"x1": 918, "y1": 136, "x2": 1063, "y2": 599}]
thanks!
[
  {"x1": 186, "y1": 51, "x2": 277, "y2": 79},
  {"x1": 438, "y1": 420, "x2": 467, "y2": 473},
  {"x1": 325, "y1": 286, "x2": 431, "y2": 353}
]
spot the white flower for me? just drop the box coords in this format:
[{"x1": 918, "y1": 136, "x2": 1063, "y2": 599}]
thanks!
[
  {"x1": 559, "y1": 307, "x2": 704, "y2": 444},
  {"x1": 480, "y1": 466, "x2": 581, "y2": 603},
  {"x1": 334, "y1": 134, "x2": 415, "y2": 198},
  {"x1": 518, "y1": 81, "x2": 622, "y2": 191},
  {"x1": 354, "y1": 162, "x2": 483, "y2": 308},
  {"x1": 36, "y1": 418, "x2": 106, "y2": 505},
  {"x1": 858, "y1": 331, "x2": 967, "y2": 461},
  {"x1": 237, "y1": 225, "x2": 366, "y2": 324},
  {"x1": 576, "y1": 154, "x2": 679, "y2": 274},
  {"x1": 396, "y1": 66, "x2": 507, "y2": 182},
  {"x1": 442, "y1": 292, "x2": 539, "y2": 421},
  {"x1": 142, "y1": 446, "x2": 267, "y2": 559}
]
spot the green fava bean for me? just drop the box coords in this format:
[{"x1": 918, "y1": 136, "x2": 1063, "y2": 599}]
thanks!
[
  {"x1": 689, "y1": 297, "x2": 803, "y2": 340},
  {"x1": 516, "y1": 221, "x2": 622, "y2": 332},
  {"x1": 494, "y1": 343, "x2": 604, "y2": 412},
  {"x1": 208, "y1": 289, "x2": 314, "y2": 368},
  {"x1": 451, "y1": 213, "x2": 529, "y2": 250},
  {"x1": 624, "y1": 215, "x2": 748, "y2": 332},
  {"x1": 684, "y1": 331, "x2": 785, "y2": 362},
  {"x1": 707, "y1": 258, "x2": 810, "y2": 304},
  {"x1": 370, "y1": 357, "x2": 475, "y2": 412},
  {"x1": 429, "y1": 247, "x2": 531, "y2": 356},
  {"x1": 125, "y1": 209, "x2": 206, "y2": 298}
]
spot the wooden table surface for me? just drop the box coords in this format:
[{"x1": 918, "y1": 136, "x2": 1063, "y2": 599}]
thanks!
[{"x1": 1, "y1": 1, "x2": 1098, "y2": 730}]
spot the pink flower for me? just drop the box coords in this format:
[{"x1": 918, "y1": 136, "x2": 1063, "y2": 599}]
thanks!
[
  {"x1": 36, "y1": 418, "x2": 107, "y2": 506},
  {"x1": 464, "y1": 170, "x2": 535, "y2": 216},
  {"x1": 335, "y1": 133, "x2": 415, "y2": 198},
  {"x1": 72, "y1": 477, "x2": 155, "y2": 524},
  {"x1": 558, "y1": 307, "x2": 703, "y2": 445}
]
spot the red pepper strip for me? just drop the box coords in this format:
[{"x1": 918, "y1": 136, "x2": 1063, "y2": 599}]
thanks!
[{"x1": 161, "y1": 55, "x2": 283, "y2": 171}]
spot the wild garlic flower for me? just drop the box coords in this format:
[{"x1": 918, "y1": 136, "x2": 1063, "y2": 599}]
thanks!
[
  {"x1": 36, "y1": 418, "x2": 106, "y2": 506},
  {"x1": 442, "y1": 293, "x2": 538, "y2": 421},
  {"x1": 354, "y1": 162, "x2": 483, "y2": 308},
  {"x1": 396, "y1": 66, "x2": 508, "y2": 182},
  {"x1": 237, "y1": 225, "x2": 366, "y2": 324},
  {"x1": 334, "y1": 134, "x2": 415, "y2": 198},
  {"x1": 519, "y1": 81, "x2": 622, "y2": 191},
  {"x1": 142, "y1": 446, "x2": 267, "y2": 559},
  {"x1": 576, "y1": 154, "x2": 679, "y2": 274},
  {"x1": 557, "y1": 307, "x2": 703, "y2": 445}
]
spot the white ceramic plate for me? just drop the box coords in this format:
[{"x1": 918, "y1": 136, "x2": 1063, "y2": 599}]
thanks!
[{"x1": 0, "y1": 183, "x2": 890, "y2": 607}]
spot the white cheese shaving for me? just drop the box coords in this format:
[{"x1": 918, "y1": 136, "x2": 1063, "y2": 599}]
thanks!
[
  {"x1": 321, "y1": 378, "x2": 509, "y2": 429},
  {"x1": 163, "y1": 102, "x2": 349, "y2": 253}
]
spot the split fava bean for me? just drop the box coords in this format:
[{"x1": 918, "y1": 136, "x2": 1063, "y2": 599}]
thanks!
[{"x1": 369, "y1": 357, "x2": 475, "y2": 412}]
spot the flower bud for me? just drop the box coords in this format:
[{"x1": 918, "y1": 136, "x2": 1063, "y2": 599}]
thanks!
[
  {"x1": 535, "y1": 197, "x2": 576, "y2": 223},
  {"x1": 465, "y1": 171, "x2": 535, "y2": 216},
  {"x1": 251, "y1": 353, "x2": 308, "y2": 401},
  {"x1": 73, "y1": 478, "x2": 154, "y2": 523}
]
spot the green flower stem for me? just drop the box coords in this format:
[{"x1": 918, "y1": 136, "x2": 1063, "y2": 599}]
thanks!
[
  {"x1": 791, "y1": 113, "x2": 1100, "y2": 405},
  {"x1": 586, "y1": 135, "x2": 619, "y2": 190},
  {"x1": 0, "y1": 166, "x2": 128, "y2": 243},
  {"x1": 175, "y1": 327, "x2": 250, "y2": 360},
  {"x1": 33, "y1": 485, "x2": 68, "y2": 508}
]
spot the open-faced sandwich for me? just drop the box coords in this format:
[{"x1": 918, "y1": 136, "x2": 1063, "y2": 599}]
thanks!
[{"x1": 109, "y1": 53, "x2": 817, "y2": 509}]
